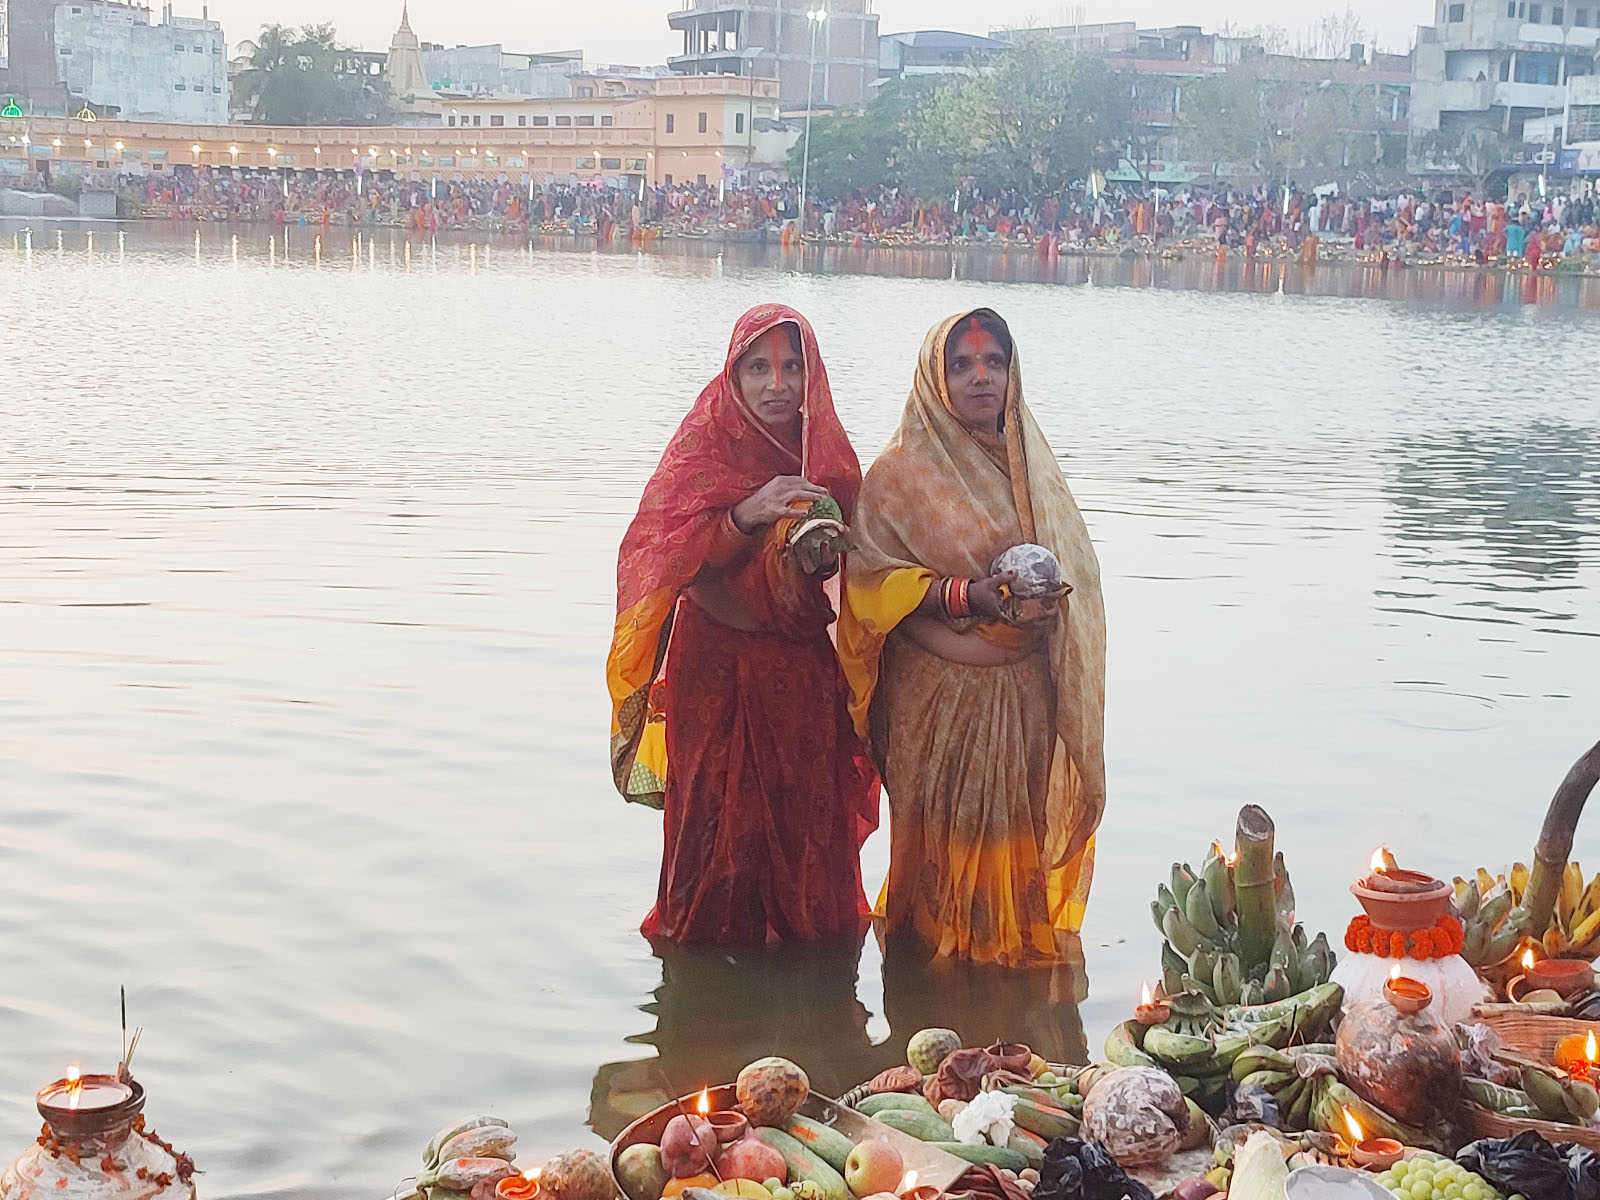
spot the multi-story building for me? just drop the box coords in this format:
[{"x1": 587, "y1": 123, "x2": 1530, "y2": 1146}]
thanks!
[
  {"x1": 877, "y1": 30, "x2": 1005, "y2": 80},
  {"x1": 1410, "y1": 0, "x2": 1599, "y2": 171},
  {"x1": 418, "y1": 43, "x2": 586, "y2": 97},
  {"x1": 667, "y1": 0, "x2": 878, "y2": 111},
  {"x1": 1, "y1": 0, "x2": 84, "y2": 112},
  {"x1": 52, "y1": 0, "x2": 226, "y2": 123},
  {"x1": 1, "y1": 72, "x2": 790, "y2": 188}
]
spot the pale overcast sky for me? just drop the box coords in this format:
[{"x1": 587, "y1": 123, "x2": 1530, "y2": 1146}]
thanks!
[{"x1": 213, "y1": 0, "x2": 1436, "y2": 64}]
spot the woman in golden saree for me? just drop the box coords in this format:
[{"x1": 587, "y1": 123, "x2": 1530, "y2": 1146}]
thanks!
[{"x1": 841, "y1": 309, "x2": 1106, "y2": 967}]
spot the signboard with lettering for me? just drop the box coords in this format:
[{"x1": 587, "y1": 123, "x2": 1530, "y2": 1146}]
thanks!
[{"x1": 0, "y1": 0, "x2": 9, "y2": 70}]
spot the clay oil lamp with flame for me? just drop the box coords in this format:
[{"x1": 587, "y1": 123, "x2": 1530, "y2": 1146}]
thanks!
[
  {"x1": 1555, "y1": 1030, "x2": 1600, "y2": 1082},
  {"x1": 1383, "y1": 964, "x2": 1433, "y2": 1015},
  {"x1": 36, "y1": 1063, "x2": 143, "y2": 1148},
  {"x1": 1352, "y1": 848, "x2": 1453, "y2": 933},
  {"x1": 899, "y1": 1170, "x2": 940, "y2": 1200},
  {"x1": 1526, "y1": 955, "x2": 1596, "y2": 998},
  {"x1": 699, "y1": 1087, "x2": 747, "y2": 1145},
  {"x1": 497, "y1": 1167, "x2": 543, "y2": 1200},
  {"x1": 1508, "y1": 947, "x2": 1569, "y2": 1004},
  {"x1": 1339, "y1": 1108, "x2": 1403, "y2": 1171},
  {"x1": 1134, "y1": 983, "x2": 1171, "y2": 1027}
]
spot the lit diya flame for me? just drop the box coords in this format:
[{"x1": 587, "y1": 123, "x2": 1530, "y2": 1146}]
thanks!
[
  {"x1": 1523, "y1": 947, "x2": 1538, "y2": 971},
  {"x1": 527, "y1": 1169, "x2": 542, "y2": 1184},
  {"x1": 1371, "y1": 848, "x2": 1388, "y2": 874},
  {"x1": 1587, "y1": 1031, "x2": 1597, "y2": 1061},
  {"x1": 1141, "y1": 982, "x2": 1152, "y2": 1006},
  {"x1": 1342, "y1": 1107, "x2": 1364, "y2": 1145},
  {"x1": 697, "y1": 1089, "x2": 710, "y2": 1117},
  {"x1": 1390, "y1": 963, "x2": 1402, "y2": 981},
  {"x1": 65, "y1": 1066, "x2": 82, "y2": 1111},
  {"x1": 900, "y1": 1172, "x2": 918, "y2": 1195}
]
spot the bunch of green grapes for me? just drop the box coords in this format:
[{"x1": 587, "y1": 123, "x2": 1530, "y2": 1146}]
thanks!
[{"x1": 1372, "y1": 1156, "x2": 1524, "y2": 1200}]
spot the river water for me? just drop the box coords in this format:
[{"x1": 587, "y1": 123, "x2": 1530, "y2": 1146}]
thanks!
[{"x1": 2, "y1": 223, "x2": 1598, "y2": 1198}]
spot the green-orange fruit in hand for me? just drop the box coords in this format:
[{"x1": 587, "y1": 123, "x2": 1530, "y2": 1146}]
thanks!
[
  {"x1": 738, "y1": 1058, "x2": 811, "y2": 1127},
  {"x1": 907, "y1": 1028, "x2": 961, "y2": 1075},
  {"x1": 806, "y1": 496, "x2": 843, "y2": 524}
]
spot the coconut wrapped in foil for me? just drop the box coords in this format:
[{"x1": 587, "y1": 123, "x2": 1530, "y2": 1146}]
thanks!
[{"x1": 991, "y1": 543, "x2": 1064, "y2": 598}]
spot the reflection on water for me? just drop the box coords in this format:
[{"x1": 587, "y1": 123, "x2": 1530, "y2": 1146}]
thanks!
[
  {"x1": 1386, "y1": 422, "x2": 1600, "y2": 588},
  {"x1": 1, "y1": 222, "x2": 1597, "y2": 1197},
  {"x1": 8, "y1": 218, "x2": 1600, "y2": 310},
  {"x1": 589, "y1": 935, "x2": 1086, "y2": 1142}
]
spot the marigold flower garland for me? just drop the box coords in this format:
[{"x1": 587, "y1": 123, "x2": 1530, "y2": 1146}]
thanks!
[{"x1": 1344, "y1": 913, "x2": 1464, "y2": 960}]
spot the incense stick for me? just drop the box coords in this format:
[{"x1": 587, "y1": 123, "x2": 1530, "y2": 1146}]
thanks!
[
  {"x1": 657, "y1": 1068, "x2": 723, "y2": 1183},
  {"x1": 120, "y1": 986, "x2": 127, "y2": 1070}
]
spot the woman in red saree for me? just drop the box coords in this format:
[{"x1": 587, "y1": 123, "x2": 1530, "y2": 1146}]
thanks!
[{"x1": 606, "y1": 304, "x2": 878, "y2": 945}]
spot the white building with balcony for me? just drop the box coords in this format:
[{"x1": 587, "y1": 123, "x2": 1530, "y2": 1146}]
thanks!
[{"x1": 1410, "y1": 0, "x2": 1597, "y2": 171}]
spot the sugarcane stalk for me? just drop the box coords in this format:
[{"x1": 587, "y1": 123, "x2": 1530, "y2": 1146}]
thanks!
[
  {"x1": 1234, "y1": 804, "x2": 1279, "y2": 973},
  {"x1": 1525, "y1": 739, "x2": 1600, "y2": 939}
]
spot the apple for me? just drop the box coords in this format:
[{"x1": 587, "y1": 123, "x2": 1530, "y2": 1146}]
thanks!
[
  {"x1": 661, "y1": 1115, "x2": 718, "y2": 1178},
  {"x1": 843, "y1": 1139, "x2": 904, "y2": 1199}
]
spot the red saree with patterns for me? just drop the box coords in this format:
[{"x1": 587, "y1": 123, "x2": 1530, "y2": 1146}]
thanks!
[{"x1": 606, "y1": 304, "x2": 878, "y2": 944}]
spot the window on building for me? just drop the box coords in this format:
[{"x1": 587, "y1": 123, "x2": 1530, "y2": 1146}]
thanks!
[
  {"x1": 664, "y1": 174, "x2": 673, "y2": 185},
  {"x1": 176, "y1": 42, "x2": 185, "y2": 50},
  {"x1": 212, "y1": 86, "x2": 221, "y2": 92},
  {"x1": 735, "y1": 112, "x2": 745, "y2": 133},
  {"x1": 665, "y1": 114, "x2": 675, "y2": 132},
  {"x1": 697, "y1": 111, "x2": 707, "y2": 133},
  {"x1": 697, "y1": 172, "x2": 707, "y2": 185},
  {"x1": 490, "y1": 114, "x2": 504, "y2": 126},
  {"x1": 59, "y1": 46, "x2": 71, "y2": 54},
  {"x1": 601, "y1": 115, "x2": 613, "y2": 126},
  {"x1": 1500, "y1": 56, "x2": 1511, "y2": 78},
  {"x1": 472, "y1": 115, "x2": 481, "y2": 126},
  {"x1": 555, "y1": 115, "x2": 572, "y2": 126},
  {"x1": 1518, "y1": 2, "x2": 1526, "y2": 15},
  {"x1": 1528, "y1": 3, "x2": 1542, "y2": 20},
  {"x1": 1578, "y1": 6, "x2": 1591, "y2": 21},
  {"x1": 447, "y1": 115, "x2": 456, "y2": 126},
  {"x1": 174, "y1": 83, "x2": 185, "y2": 89},
  {"x1": 601, "y1": 157, "x2": 621, "y2": 170},
  {"x1": 1570, "y1": 102, "x2": 1600, "y2": 139},
  {"x1": 1448, "y1": 2, "x2": 1465, "y2": 18},
  {"x1": 1554, "y1": 4, "x2": 1565, "y2": 20},
  {"x1": 576, "y1": 114, "x2": 595, "y2": 126},
  {"x1": 518, "y1": 115, "x2": 526, "y2": 126},
  {"x1": 193, "y1": 44, "x2": 202, "y2": 52},
  {"x1": 533, "y1": 115, "x2": 549, "y2": 126},
  {"x1": 69, "y1": 5, "x2": 80, "y2": 11}
]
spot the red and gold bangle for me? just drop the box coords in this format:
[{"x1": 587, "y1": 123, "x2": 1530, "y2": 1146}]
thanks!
[
  {"x1": 940, "y1": 577, "x2": 972, "y2": 620},
  {"x1": 954, "y1": 577, "x2": 972, "y2": 618}
]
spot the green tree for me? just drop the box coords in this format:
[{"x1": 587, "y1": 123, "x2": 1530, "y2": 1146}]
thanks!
[
  {"x1": 966, "y1": 36, "x2": 1131, "y2": 191},
  {"x1": 233, "y1": 23, "x2": 393, "y2": 125}
]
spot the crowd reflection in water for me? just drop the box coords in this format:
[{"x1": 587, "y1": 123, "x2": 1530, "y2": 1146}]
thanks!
[{"x1": 587, "y1": 932, "x2": 1088, "y2": 1142}]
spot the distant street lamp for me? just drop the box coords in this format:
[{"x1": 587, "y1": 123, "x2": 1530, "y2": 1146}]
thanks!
[{"x1": 797, "y1": 4, "x2": 827, "y2": 241}]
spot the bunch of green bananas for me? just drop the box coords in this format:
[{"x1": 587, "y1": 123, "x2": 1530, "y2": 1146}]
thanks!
[
  {"x1": 1457, "y1": 863, "x2": 1600, "y2": 963},
  {"x1": 1152, "y1": 847, "x2": 1336, "y2": 1006},
  {"x1": 1455, "y1": 868, "x2": 1534, "y2": 967},
  {"x1": 1104, "y1": 982, "x2": 1344, "y2": 1116},
  {"x1": 1235, "y1": 1048, "x2": 1436, "y2": 1147}
]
